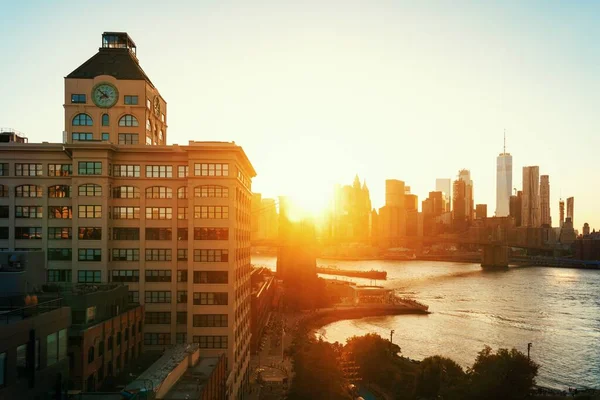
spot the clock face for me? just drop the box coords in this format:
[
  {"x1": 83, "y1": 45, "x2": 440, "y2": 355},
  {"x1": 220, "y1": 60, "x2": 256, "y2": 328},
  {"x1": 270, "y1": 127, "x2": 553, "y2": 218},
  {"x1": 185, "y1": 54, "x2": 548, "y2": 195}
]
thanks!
[
  {"x1": 153, "y1": 96, "x2": 161, "y2": 116},
  {"x1": 92, "y1": 83, "x2": 119, "y2": 108}
]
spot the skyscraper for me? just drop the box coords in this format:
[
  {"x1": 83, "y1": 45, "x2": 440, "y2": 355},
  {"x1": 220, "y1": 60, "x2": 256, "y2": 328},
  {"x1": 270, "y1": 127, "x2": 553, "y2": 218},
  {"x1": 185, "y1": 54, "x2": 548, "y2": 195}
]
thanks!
[
  {"x1": 510, "y1": 190, "x2": 523, "y2": 227},
  {"x1": 458, "y1": 169, "x2": 474, "y2": 221},
  {"x1": 435, "y1": 178, "x2": 451, "y2": 212},
  {"x1": 567, "y1": 197, "x2": 574, "y2": 225},
  {"x1": 522, "y1": 166, "x2": 540, "y2": 227},
  {"x1": 540, "y1": 175, "x2": 551, "y2": 226},
  {"x1": 559, "y1": 199, "x2": 565, "y2": 227},
  {"x1": 496, "y1": 135, "x2": 512, "y2": 217}
]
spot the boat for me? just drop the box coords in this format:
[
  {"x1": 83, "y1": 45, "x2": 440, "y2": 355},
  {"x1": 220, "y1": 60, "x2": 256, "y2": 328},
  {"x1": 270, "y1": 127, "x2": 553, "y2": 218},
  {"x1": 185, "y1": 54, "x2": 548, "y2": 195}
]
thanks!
[{"x1": 316, "y1": 265, "x2": 387, "y2": 280}]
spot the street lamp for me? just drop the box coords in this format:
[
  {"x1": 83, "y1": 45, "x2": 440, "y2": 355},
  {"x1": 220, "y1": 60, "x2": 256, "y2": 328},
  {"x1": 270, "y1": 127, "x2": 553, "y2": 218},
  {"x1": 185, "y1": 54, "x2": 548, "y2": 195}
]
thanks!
[
  {"x1": 390, "y1": 329, "x2": 395, "y2": 353},
  {"x1": 527, "y1": 343, "x2": 532, "y2": 360}
]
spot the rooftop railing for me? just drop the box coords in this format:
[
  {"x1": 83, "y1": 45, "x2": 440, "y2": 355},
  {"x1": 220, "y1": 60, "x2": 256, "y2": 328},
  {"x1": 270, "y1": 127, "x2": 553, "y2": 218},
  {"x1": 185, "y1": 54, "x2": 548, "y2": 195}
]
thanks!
[{"x1": 0, "y1": 298, "x2": 64, "y2": 324}]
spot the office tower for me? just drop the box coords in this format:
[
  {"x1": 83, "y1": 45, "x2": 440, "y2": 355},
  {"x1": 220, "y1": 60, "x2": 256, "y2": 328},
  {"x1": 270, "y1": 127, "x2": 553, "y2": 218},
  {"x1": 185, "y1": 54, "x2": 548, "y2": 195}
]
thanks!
[
  {"x1": 559, "y1": 199, "x2": 565, "y2": 227},
  {"x1": 522, "y1": 166, "x2": 540, "y2": 227},
  {"x1": 540, "y1": 175, "x2": 551, "y2": 226},
  {"x1": 452, "y1": 179, "x2": 468, "y2": 231},
  {"x1": 379, "y1": 179, "x2": 407, "y2": 247},
  {"x1": 510, "y1": 191, "x2": 523, "y2": 227},
  {"x1": 476, "y1": 204, "x2": 488, "y2": 219},
  {"x1": 330, "y1": 175, "x2": 371, "y2": 242},
  {"x1": 454, "y1": 169, "x2": 474, "y2": 223},
  {"x1": 0, "y1": 32, "x2": 255, "y2": 398},
  {"x1": 251, "y1": 193, "x2": 262, "y2": 241},
  {"x1": 422, "y1": 191, "x2": 445, "y2": 235},
  {"x1": 436, "y1": 178, "x2": 452, "y2": 212},
  {"x1": 567, "y1": 197, "x2": 574, "y2": 225},
  {"x1": 583, "y1": 223, "x2": 590, "y2": 236},
  {"x1": 251, "y1": 194, "x2": 278, "y2": 241},
  {"x1": 496, "y1": 135, "x2": 512, "y2": 217},
  {"x1": 405, "y1": 194, "x2": 418, "y2": 212},
  {"x1": 385, "y1": 179, "x2": 405, "y2": 207}
]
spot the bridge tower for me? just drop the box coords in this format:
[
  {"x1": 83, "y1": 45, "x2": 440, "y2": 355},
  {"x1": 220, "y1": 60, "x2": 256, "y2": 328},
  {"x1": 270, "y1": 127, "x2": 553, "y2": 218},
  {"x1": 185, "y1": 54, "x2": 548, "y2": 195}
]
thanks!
[{"x1": 481, "y1": 224, "x2": 509, "y2": 269}]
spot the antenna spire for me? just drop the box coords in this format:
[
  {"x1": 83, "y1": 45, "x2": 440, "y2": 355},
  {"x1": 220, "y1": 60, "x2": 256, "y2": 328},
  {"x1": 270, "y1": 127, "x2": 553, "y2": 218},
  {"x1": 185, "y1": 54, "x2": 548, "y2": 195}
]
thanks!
[{"x1": 503, "y1": 129, "x2": 506, "y2": 153}]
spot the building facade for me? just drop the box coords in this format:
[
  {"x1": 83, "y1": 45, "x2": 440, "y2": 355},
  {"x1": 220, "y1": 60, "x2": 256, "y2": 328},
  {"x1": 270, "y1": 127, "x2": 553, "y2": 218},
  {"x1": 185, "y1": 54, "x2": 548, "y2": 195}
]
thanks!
[
  {"x1": 435, "y1": 178, "x2": 451, "y2": 212},
  {"x1": 540, "y1": 175, "x2": 551, "y2": 226},
  {"x1": 495, "y1": 147, "x2": 512, "y2": 217},
  {"x1": 0, "y1": 32, "x2": 255, "y2": 399},
  {"x1": 567, "y1": 196, "x2": 574, "y2": 226},
  {"x1": 522, "y1": 166, "x2": 540, "y2": 227}
]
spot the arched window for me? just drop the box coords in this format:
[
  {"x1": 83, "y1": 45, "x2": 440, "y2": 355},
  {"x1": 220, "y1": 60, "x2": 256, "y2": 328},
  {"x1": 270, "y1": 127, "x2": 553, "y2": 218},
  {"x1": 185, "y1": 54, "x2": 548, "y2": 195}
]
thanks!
[
  {"x1": 146, "y1": 119, "x2": 151, "y2": 131},
  {"x1": 159, "y1": 130, "x2": 163, "y2": 141},
  {"x1": 145, "y1": 186, "x2": 172, "y2": 199},
  {"x1": 194, "y1": 185, "x2": 229, "y2": 198},
  {"x1": 177, "y1": 187, "x2": 188, "y2": 199},
  {"x1": 16, "y1": 185, "x2": 43, "y2": 198},
  {"x1": 102, "y1": 113, "x2": 109, "y2": 126},
  {"x1": 0, "y1": 185, "x2": 8, "y2": 197},
  {"x1": 113, "y1": 186, "x2": 140, "y2": 199},
  {"x1": 72, "y1": 113, "x2": 93, "y2": 126},
  {"x1": 87, "y1": 346, "x2": 95, "y2": 364},
  {"x1": 78, "y1": 184, "x2": 102, "y2": 197},
  {"x1": 119, "y1": 114, "x2": 139, "y2": 127},
  {"x1": 48, "y1": 185, "x2": 71, "y2": 198}
]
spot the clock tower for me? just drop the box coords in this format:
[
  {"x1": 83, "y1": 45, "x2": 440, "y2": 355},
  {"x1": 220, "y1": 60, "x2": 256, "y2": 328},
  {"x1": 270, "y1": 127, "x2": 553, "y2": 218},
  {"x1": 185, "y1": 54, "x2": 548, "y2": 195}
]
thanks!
[{"x1": 64, "y1": 32, "x2": 167, "y2": 145}]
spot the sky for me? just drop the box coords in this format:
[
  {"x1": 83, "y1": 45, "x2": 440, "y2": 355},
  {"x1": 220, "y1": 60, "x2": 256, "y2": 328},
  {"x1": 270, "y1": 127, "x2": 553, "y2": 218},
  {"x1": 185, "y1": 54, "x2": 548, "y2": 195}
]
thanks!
[{"x1": 1, "y1": 0, "x2": 599, "y2": 229}]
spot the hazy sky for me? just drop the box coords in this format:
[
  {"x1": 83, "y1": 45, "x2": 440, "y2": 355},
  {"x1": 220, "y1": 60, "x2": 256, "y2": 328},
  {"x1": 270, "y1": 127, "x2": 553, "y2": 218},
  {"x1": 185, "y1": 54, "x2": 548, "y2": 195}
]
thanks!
[{"x1": 1, "y1": 0, "x2": 598, "y2": 229}]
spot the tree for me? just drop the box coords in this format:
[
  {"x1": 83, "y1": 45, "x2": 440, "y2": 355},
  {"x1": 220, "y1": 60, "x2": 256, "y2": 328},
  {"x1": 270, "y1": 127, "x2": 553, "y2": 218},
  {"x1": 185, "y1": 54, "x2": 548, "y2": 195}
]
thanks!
[
  {"x1": 467, "y1": 346, "x2": 539, "y2": 400},
  {"x1": 414, "y1": 356, "x2": 467, "y2": 400}
]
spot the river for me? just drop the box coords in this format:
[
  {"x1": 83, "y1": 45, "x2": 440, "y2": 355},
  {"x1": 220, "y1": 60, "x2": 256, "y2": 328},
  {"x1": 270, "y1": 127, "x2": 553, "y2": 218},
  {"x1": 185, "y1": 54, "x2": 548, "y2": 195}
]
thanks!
[{"x1": 252, "y1": 255, "x2": 600, "y2": 389}]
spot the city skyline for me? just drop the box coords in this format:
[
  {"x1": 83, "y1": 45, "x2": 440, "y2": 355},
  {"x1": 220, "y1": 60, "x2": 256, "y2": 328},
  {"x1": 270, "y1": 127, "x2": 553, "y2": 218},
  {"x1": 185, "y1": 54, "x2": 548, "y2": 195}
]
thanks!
[{"x1": 1, "y1": 1, "x2": 599, "y2": 229}]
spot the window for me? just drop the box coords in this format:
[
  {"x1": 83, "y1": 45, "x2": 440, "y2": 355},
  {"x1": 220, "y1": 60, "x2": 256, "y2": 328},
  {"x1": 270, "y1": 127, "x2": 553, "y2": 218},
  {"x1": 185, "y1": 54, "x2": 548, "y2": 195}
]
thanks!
[
  {"x1": 48, "y1": 164, "x2": 72, "y2": 176},
  {"x1": 113, "y1": 186, "x2": 139, "y2": 198},
  {"x1": 15, "y1": 185, "x2": 43, "y2": 197},
  {"x1": 16, "y1": 206, "x2": 43, "y2": 218},
  {"x1": 145, "y1": 312, "x2": 171, "y2": 325},
  {"x1": 108, "y1": 337, "x2": 113, "y2": 351},
  {"x1": 15, "y1": 227, "x2": 42, "y2": 240},
  {"x1": 119, "y1": 114, "x2": 139, "y2": 127},
  {"x1": 194, "y1": 228, "x2": 229, "y2": 240},
  {"x1": 48, "y1": 269, "x2": 72, "y2": 282},
  {"x1": 0, "y1": 163, "x2": 7, "y2": 176},
  {"x1": 88, "y1": 346, "x2": 95, "y2": 364},
  {"x1": 146, "y1": 136, "x2": 152, "y2": 145},
  {"x1": 47, "y1": 248, "x2": 72, "y2": 261},
  {"x1": 78, "y1": 270, "x2": 101, "y2": 282},
  {"x1": 117, "y1": 332, "x2": 122, "y2": 346},
  {"x1": 72, "y1": 113, "x2": 93, "y2": 126},
  {"x1": 0, "y1": 185, "x2": 6, "y2": 198},
  {"x1": 146, "y1": 119, "x2": 151, "y2": 131},
  {"x1": 177, "y1": 228, "x2": 188, "y2": 241},
  {"x1": 71, "y1": 94, "x2": 86, "y2": 103},
  {"x1": 146, "y1": 99, "x2": 151, "y2": 109},
  {"x1": 79, "y1": 205, "x2": 102, "y2": 218},
  {"x1": 78, "y1": 249, "x2": 101, "y2": 262},
  {"x1": 113, "y1": 164, "x2": 140, "y2": 177},
  {"x1": 194, "y1": 336, "x2": 228, "y2": 349},
  {"x1": 146, "y1": 165, "x2": 173, "y2": 178},
  {"x1": 0, "y1": 352, "x2": 5, "y2": 387},
  {"x1": 193, "y1": 271, "x2": 228, "y2": 284},
  {"x1": 177, "y1": 270, "x2": 188, "y2": 282},
  {"x1": 177, "y1": 187, "x2": 188, "y2": 199},
  {"x1": 0, "y1": 227, "x2": 8, "y2": 239},
  {"x1": 16, "y1": 343, "x2": 27, "y2": 378},
  {"x1": 195, "y1": 185, "x2": 229, "y2": 198},
  {"x1": 48, "y1": 227, "x2": 72, "y2": 240},
  {"x1": 49, "y1": 206, "x2": 72, "y2": 219},
  {"x1": 145, "y1": 207, "x2": 172, "y2": 220},
  {"x1": 145, "y1": 249, "x2": 172, "y2": 261},
  {"x1": 124, "y1": 95, "x2": 138, "y2": 105},
  {"x1": 99, "y1": 341, "x2": 104, "y2": 357},
  {"x1": 128, "y1": 291, "x2": 139, "y2": 303},
  {"x1": 72, "y1": 132, "x2": 93, "y2": 141},
  {"x1": 178, "y1": 165, "x2": 188, "y2": 177},
  {"x1": 145, "y1": 186, "x2": 172, "y2": 199},
  {"x1": 118, "y1": 133, "x2": 139, "y2": 144},
  {"x1": 112, "y1": 228, "x2": 140, "y2": 240},
  {"x1": 79, "y1": 227, "x2": 102, "y2": 240},
  {"x1": 177, "y1": 312, "x2": 187, "y2": 325},
  {"x1": 193, "y1": 292, "x2": 228, "y2": 305},
  {"x1": 194, "y1": 163, "x2": 229, "y2": 177},
  {"x1": 177, "y1": 208, "x2": 188, "y2": 220},
  {"x1": 145, "y1": 270, "x2": 171, "y2": 282},
  {"x1": 177, "y1": 249, "x2": 188, "y2": 261},
  {"x1": 78, "y1": 162, "x2": 102, "y2": 175},
  {"x1": 145, "y1": 228, "x2": 172, "y2": 240},
  {"x1": 102, "y1": 114, "x2": 109, "y2": 126},
  {"x1": 194, "y1": 206, "x2": 229, "y2": 219},
  {"x1": 58, "y1": 329, "x2": 67, "y2": 361},
  {"x1": 145, "y1": 291, "x2": 171, "y2": 303},
  {"x1": 193, "y1": 314, "x2": 228, "y2": 327},
  {"x1": 112, "y1": 270, "x2": 139, "y2": 282},
  {"x1": 47, "y1": 333, "x2": 58, "y2": 366},
  {"x1": 177, "y1": 291, "x2": 187, "y2": 303},
  {"x1": 78, "y1": 184, "x2": 102, "y2": 197},
  {"x1": 144, "y1": 333, "x2": 170, "y2": 346},
  {"x1": 102, "y1": 132, "x2": 110, "y2": 141},
  {"x1": 176, "y1": 333, "x2": 187, "y2": 344},
  {"x1": 15, "y1": 163, "x2": 42, "y2": 176},
  {"x1": 193, "y1": 249, "x2": 229, "y2": 262},
  {"x1": 111, "y1": 249, "x2": 139, "y2": 261},
  {"x1": 113, "y1": 206, "x2": 140, "y2": 219},
  {"x1": 48, "y1": 185, "x2": 71, "y2": 198}
]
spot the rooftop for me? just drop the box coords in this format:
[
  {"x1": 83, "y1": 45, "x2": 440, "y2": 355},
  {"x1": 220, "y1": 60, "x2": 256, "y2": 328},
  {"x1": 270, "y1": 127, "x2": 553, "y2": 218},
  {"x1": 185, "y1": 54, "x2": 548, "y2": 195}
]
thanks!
[
  {"x1": 0, "y1": 297, "x2": 65, "y2": 325},
  {"x1": 164, "y1": 356, "x2": 224, "y2": 400}
]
